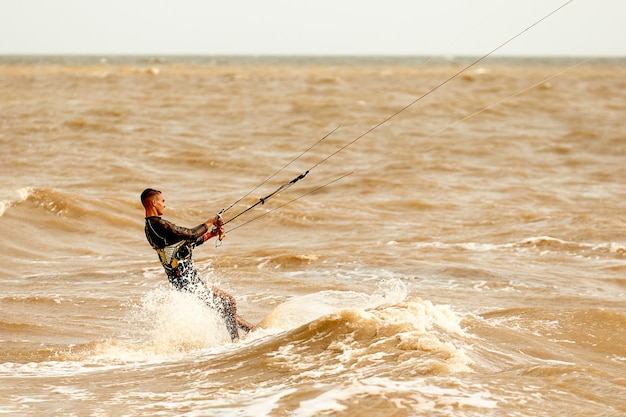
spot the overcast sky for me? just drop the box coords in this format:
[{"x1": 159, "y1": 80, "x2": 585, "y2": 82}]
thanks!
[{"x1": 0, "y1": 0, "x2": 623, "y2": 56}]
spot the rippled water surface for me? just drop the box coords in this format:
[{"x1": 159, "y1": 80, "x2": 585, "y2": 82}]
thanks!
[{"x1": 1, "y1": 56, "x2": 625, "y2": 416}]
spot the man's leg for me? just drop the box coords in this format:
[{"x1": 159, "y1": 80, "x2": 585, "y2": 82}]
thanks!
[
  {"x1": 209, "y1": 286, "x2": 240, "y2": 341},
  {"x1": 209, "y1": 286, "x2": 256, "y2": 338},
  {"x1": 235, "y1": 314, "x2": 255, "y2": 334}
]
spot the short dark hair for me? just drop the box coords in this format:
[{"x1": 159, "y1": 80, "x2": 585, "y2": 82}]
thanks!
[{"x1": 140, "y1": 188, "x2": 161, "y2": 208}]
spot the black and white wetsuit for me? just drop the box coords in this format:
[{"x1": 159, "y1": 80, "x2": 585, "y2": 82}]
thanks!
[{"x1": 144, "y1": 216, "x2": 210, "y2": 290}]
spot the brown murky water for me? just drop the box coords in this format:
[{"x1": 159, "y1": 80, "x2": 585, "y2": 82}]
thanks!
[{"x1": 1, "y1": 56, "x2": 625, "y2": 416}]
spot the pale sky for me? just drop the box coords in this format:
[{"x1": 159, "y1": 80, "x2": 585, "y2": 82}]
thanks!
[{"x1": 0, "y1": 0, "x2": 623, "y2": 56}]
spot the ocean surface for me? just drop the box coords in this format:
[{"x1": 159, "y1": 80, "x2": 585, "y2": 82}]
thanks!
[{"x1": 1, "y1": 55, "x2": 625, "y2": 416}]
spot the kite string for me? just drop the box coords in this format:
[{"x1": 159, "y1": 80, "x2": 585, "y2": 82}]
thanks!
[
  {"x1": 219, "y1": 125, "x2": 340, "y2": 216},
  {"x1": 311, "y1": 0, "x2": 576, "y2": 170},
  {"x1": 225, "y1": 171, "x2": 354, "y2": 235},
  {"x1": 216, "y1": 0, "x2": 577, "y2": 231}
]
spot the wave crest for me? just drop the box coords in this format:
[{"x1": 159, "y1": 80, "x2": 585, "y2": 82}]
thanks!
[{"x1": 0, "y1": 187, "x2": 33, "y2": 216}]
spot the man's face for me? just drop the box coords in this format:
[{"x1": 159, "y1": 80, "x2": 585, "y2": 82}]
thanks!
[{"x1": 152, "y1": 194, "x2": 165, "y2": 215}]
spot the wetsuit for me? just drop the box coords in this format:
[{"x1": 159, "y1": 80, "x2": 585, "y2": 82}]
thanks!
[{"x1": 144, "y1": 216, "x2": 241, "y2": 340}]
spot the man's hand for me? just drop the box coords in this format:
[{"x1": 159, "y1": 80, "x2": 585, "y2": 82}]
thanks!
[
  {"x1": 214, "y1": 215, "x2": 224, "y2": 227},
  {"x1": 216, "y1": 224, "x2": 226, "y2": 241},
  {"x1": 205, "y1": 215, "x2": 225, "y2": 241},
  {"x1": 213, "y1": 215, "x2": 225, "y2": 240},
  {"x1": 205, "y1": 215, "x2": 222, "y2": 229}
]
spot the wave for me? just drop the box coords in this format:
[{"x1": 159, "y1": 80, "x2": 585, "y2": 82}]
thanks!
[
  {"x1": 20, "y1": 280, "x2": 471, "y2": 378},
  {"x1": 412, "y1": 235, "x2": 626, "y2": 259},
  {"x1": 0, "y1": 320, "x2": 49, "y2": 335},
  {"x1": 5, "y1": 280, "x2": 623, "y2": 390},
  {"x1": 245, "y1": 298, "x2": 473, "y2": 380},
  {"x1": 91, "y1": 282, "x2": 472, "y2": 378},
  {"x1": 5, "y1": 288, "x2": 624, "y2": 416},
  {"x1": 3, "y1": 300, "x2": 621, "y2": 416},
  {"x1": 515, "y1": 235, "x2": 611, "y2": 251},
  {"x1": 1, "y1": 187, "x2": 140, "y2": 228},
  {"x1": 0, "y1": 187, "x2": 32, "y2": 216},
  {"x1": 256, "y1": 253, "x2": 322, "y2": 270},
  {"x1": 469, "y1": 307, "x2": 626, "y2": 370}
]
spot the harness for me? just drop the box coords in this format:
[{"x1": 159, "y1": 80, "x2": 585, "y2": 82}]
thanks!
[{"x1": 157, "y1": 240, "x2": 191, "y2": 272}]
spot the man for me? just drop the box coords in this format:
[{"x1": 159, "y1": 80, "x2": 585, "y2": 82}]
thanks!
[{"x1": 140, "y1": 188, "x2": 253, "y2": 341}]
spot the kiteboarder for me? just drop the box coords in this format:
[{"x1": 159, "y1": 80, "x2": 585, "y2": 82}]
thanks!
[{"x1": 141, "y1": 188, "x2": 253, "y2": 341}]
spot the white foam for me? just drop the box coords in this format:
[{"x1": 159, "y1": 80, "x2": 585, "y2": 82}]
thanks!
[
  {"x1": 290, "y1": 378, "x2": 498, "y2": 416},
  {"x1": 48, "y1": 385, "x2": 95, "y2": 401},
  {"x1": 0, "y1": 187, "x2": 32, "y2": 216},
  {"x1": 129, "y1": 287, "x2": 232, "y2": 354},
  {"x1": 0, "y1": 359, "x2": 140, "y2": 378},
  {"x1": 292, "y1": 386, "x2": 348, "y2": 416},
  {"x1": 109, "y1": 382, "x2": 299, "y2": 417},
  {"x1": 258, "y1": 278, "x2": 407, "y2": 331},
  {"x1": 257, "y1": 293, "x2": 474, "y2": 384},
  {"x1": 217, "y1": 386, "x2": 298, "y2": 417}
]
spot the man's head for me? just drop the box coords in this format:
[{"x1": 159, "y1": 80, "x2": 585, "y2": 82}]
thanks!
[
  {"x1": 141, "y1": 188, "x2": 161, "y2": 207},
  {"x1": 141, "y1": 188, "x2": 166, "y2": 216}
]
